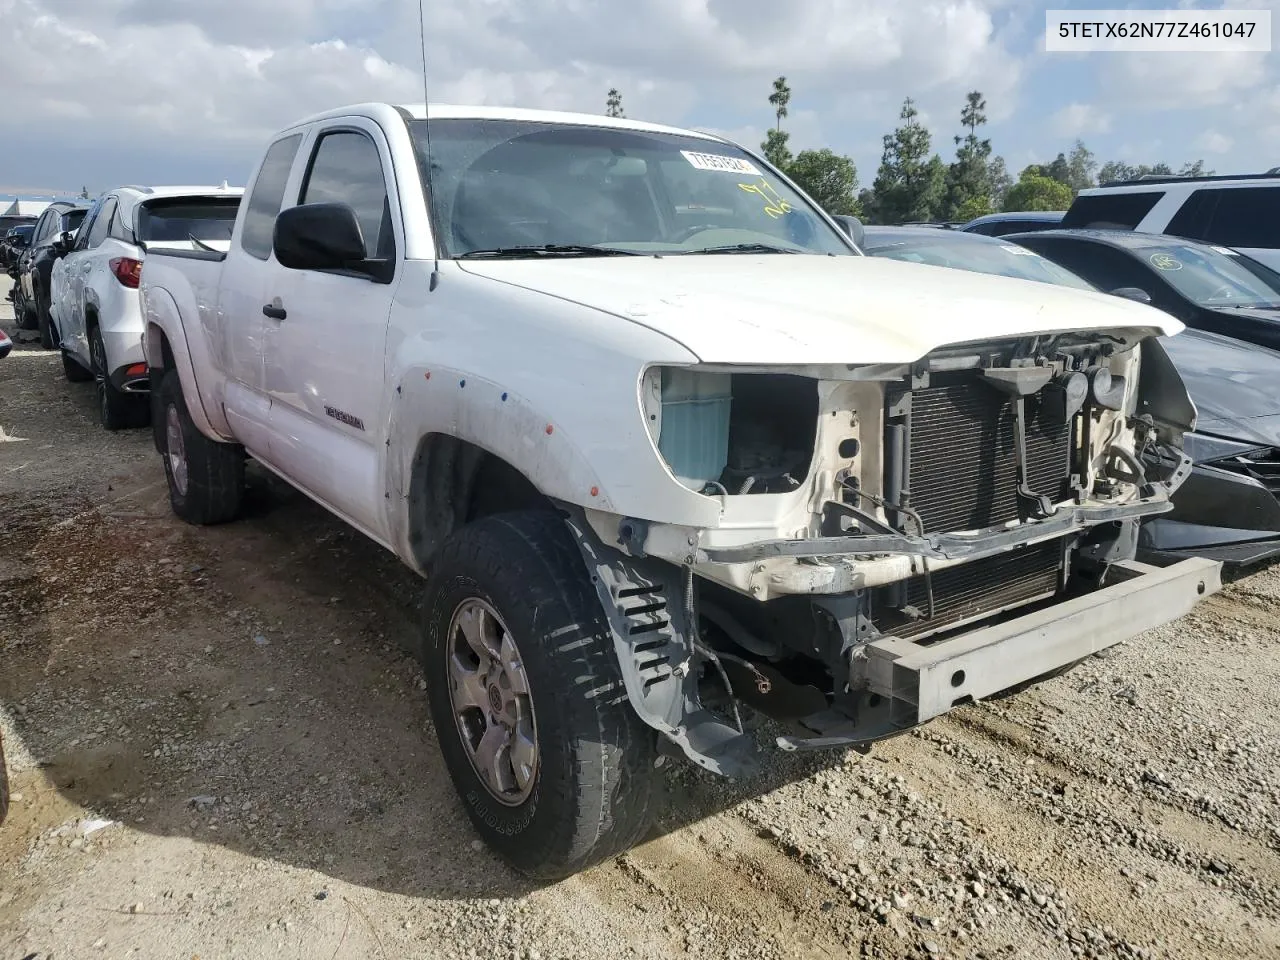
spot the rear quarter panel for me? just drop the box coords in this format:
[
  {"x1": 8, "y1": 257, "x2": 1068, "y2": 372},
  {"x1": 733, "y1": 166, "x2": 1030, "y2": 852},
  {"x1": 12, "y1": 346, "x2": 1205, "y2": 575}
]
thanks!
[{"x1": 140, "y1": 253, "x2": 234, "y2": 439}]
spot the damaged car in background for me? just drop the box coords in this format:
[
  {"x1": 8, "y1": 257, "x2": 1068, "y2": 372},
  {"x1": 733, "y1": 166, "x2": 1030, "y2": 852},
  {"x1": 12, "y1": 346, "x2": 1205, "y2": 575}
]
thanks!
[
  {"x1": 861, "y1": 225, "x2": 1280, "y2": 570},
  {"x1": 140, "y1": 103, "x2": 1222, "y2": 879}
]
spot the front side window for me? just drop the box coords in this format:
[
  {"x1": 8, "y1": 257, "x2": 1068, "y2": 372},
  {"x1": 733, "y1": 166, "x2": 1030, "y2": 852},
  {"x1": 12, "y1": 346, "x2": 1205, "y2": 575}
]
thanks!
[
  {"x1": 1197, "y1": 187, "x2": 1280, "y2": 250},
  {"x1": 408, "y1": 119, "x2": 851, "y2": 258},
  {"x1": 241, "y1": 133, "x2": 304, "y2": 260},
  {"x1": 300, "y1": 130, "x2": 393, "y2": 260}
]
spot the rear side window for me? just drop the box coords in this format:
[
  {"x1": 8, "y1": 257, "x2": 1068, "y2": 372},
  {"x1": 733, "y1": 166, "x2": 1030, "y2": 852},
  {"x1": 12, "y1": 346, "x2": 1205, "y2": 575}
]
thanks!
[
  {"x1": 300, "y1": 130, "x2": 394, "y2": 260},
  {"x1": 86, "y1": 198, "x2": 117, "y2": 247},
  {"x1": 1061, "y1": 191, "x2": 1163, "y2": 230},
  {"x1": 241, "y1": 133, "x2": 304, "y2": 260},
  {"x1": 1172, "y1": 187, "x2": 1280, "y2": 250},
  {"x1": 138, "y1": 198, "x2": 240, "y2": 243},
  {"x1": 33, "y1": 211, "x2": 56, "y2": 242}
]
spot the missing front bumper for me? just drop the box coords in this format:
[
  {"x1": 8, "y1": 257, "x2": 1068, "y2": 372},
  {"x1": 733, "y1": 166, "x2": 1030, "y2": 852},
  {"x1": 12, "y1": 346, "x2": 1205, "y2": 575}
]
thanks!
[{"x1": 859, "y1": 557, "x2": 1221, "y2": 729}]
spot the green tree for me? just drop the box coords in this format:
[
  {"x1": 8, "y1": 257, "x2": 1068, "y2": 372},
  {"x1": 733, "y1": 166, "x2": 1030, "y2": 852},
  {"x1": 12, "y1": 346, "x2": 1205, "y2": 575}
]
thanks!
[
  {"x1": 789, "y1": 148, "x2": 860, "y2": 215},
  {"x1": 605, "y1": 88, "x2": 624, "y2": 118},
  {"x1": 1065, "y1": 140, "x2": 1097, "y2": 194},
  {"x1": 1098, "y1": 160, "x2": 1181, "y2": 184},
  {"x1": 761, "y1": 129, "x2": 793, "y2": 170},
  {"x1": 1004, "y1": 168, "x2": 1073, "y2": 212},
  {"x1": 867, "y1": 98, "x2": 946, "y2": 224},
  {"x1": 942, "y1": 90, "x2": 994, "y2": 220},
  {"x1": 768, "y1": 76, "x2": 791, "y2": 131},
  {"x1": 1178, "y1": 159, "x2": 1213, "y2": 176},
  {"x1": 988, "y1": 156, "x2": 1013, "y2": 207},
  {"x1": 1043, "y1": 152, "x2": 1071, "y2": 186}
]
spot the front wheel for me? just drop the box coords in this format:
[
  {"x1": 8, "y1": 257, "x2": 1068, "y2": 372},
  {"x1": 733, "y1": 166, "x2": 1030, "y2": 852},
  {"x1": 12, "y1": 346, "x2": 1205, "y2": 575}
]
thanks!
[
  {"x1": 158, "y1": 370, "x2": 245, "y2": 524},
  {"x1": 422, "y1": 511, "x2": 658, "y2": 879}
]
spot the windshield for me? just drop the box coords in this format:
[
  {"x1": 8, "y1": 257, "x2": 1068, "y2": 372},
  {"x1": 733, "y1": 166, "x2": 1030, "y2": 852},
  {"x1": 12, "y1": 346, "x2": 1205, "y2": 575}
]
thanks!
[
  {"x1": 408, "y1": 119, "x2": 852, "y2": 258},
  {"x1": 862, "y1": 233, "x2": 1098, "y2": 291},
  {"x1": 137, "y1": 198, "x2": 240, "y2": 243},
  {"x1": 1141, "y1": 243, "x2": 1280, "y2": 309}
]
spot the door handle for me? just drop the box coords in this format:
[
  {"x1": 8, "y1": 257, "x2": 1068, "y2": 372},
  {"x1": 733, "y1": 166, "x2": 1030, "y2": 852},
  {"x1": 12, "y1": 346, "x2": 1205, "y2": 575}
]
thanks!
[{"x1": 262, "y1": 303, "x2": 287, "y2": 321}]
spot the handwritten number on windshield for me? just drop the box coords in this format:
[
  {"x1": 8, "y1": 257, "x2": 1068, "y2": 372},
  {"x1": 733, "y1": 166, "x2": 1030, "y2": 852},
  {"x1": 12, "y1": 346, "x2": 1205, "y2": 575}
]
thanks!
[{"x1": 738, "y1": 179, "x2": 792, "y2": 219}]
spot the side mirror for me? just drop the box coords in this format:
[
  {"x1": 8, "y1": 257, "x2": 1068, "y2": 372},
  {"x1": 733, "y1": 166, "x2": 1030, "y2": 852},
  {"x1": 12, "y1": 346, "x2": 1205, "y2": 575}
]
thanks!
[
  {"x1": 1110, "y1": 286, "x2": 1153, "y2": 305},
  {"x1": 273, "y1": 203, "x2": 366, "y2": 272},
  {"x1": 58, "y1": 230, "x2": 76, "y2": 249},
  {"x1": 832, "y1": 214, "x2": 865, "y2": 248}
]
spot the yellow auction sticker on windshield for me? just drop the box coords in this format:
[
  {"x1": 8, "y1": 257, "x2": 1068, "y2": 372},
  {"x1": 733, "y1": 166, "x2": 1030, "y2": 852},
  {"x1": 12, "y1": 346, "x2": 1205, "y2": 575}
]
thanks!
[
  {"x1": 681, "y1": 150, "x2": 761, "y2": 175},
  {"x1": 1150, "y1": 253, "x2": 1182, "y2": 271},
  {"x1": 737, "y1": 178, "x2": 792, "y2": 218}
]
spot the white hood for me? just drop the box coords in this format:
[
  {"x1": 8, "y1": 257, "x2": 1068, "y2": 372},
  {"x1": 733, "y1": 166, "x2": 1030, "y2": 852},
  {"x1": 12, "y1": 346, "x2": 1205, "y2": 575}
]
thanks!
[{"x1": 459, "y1": 254, "x2": 1184, "y2": 364}]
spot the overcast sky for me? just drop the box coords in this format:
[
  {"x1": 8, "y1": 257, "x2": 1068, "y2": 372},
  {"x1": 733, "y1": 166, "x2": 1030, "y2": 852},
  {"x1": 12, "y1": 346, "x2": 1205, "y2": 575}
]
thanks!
[{"x1": 2, "y1": 0, "x2": 1276, "y2": 198}]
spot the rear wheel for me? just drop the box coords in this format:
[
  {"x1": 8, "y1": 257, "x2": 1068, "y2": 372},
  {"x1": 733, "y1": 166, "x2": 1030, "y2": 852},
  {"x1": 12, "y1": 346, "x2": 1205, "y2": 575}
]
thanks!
[
  {"x1": 36, "y1": 287, "x2": 56, "y2": 349},
  {"x1": 422, "y1": 511, "x2": 658, "y2": 879},
  {"x1": 62, "y1": 349, "x2": 92, "y2": 382},
  {"x1": 158, "y1": 370, "x2": 244, "y2": 524},
  {"x1": 89, "y1": 326, "x2": 146, "y2": 430}
]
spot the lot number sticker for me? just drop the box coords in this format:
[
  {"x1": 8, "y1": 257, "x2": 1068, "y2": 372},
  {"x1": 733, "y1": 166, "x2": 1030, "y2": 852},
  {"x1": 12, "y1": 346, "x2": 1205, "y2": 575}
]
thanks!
[
  {"x1": 1150, "y1": 253, "x2": 1182, "y2": 271},
  {"x1": 682, "y1": 150, "x2": 761, "y2": 175}
]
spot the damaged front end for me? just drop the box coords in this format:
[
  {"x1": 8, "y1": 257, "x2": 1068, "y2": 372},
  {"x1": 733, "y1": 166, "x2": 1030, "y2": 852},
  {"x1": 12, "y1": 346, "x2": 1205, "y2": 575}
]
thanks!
[{"x1": 565, "y1": 329, "x2": 1219, "y2": 777}]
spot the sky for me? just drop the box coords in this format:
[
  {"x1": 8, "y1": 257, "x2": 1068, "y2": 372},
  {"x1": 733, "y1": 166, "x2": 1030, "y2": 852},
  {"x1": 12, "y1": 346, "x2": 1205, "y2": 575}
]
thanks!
[{"x1": 2, "y1": 0, "x2": 1277, "y2": 198}]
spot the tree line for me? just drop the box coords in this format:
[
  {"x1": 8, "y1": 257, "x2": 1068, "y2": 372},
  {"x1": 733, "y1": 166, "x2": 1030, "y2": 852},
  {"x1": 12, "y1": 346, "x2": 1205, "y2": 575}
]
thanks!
[{"x1": 604, "y1": 83, "x2": 1214, "y2": 225}]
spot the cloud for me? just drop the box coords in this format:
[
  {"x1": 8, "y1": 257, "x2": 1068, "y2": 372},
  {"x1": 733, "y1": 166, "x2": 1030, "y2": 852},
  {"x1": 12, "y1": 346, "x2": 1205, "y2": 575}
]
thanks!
[
  {"x1": 1107, "y1": 50, "x2": 1268, "y2": 110},
  {"x1": 1, "y1": 0, "x2": 1030, "y2": 192},
  {"x1": 1049, "y1": 103, "x2": 1111, "y2": 138},
  {"x1": 1193, "y1": 130, "x2": 1233, "y2": 155}
]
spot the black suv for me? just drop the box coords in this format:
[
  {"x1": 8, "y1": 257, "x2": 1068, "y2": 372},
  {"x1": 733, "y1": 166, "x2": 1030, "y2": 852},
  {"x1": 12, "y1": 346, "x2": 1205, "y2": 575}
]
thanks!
[{"x1": 14, "y1": 201, "x2": 89, "y2": 347}]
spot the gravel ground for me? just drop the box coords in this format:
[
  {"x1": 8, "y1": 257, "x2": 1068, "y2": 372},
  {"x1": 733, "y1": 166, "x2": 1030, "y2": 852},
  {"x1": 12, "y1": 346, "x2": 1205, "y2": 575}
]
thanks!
[{"x1": 2, "y1": 278, "x2": 1279, "y2": 959}]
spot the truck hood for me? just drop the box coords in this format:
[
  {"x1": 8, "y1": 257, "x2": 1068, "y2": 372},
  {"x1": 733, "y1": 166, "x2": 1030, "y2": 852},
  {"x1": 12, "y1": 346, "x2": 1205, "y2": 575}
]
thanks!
[{"x1": 458, "y1": 254, "x2": 1183, "y2": 364}]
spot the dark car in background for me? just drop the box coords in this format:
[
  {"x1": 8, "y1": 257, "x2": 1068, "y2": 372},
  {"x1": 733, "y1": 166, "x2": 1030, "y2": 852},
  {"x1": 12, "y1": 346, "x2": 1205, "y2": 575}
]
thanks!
[
  {"x1": 861, "y1": 225, "x2": 1280, "y2": 569},
  {"x1": 1007, "y1": 229, "x2": 1280, "y2": 353},
  {"x1": 14, "y1": 200, "x2": 89, "y2": 347},
  {"x1": 960, "y1": 210, "x2": 1065, "y2": 237},
  {"x1": 1, "y1": 223, "x2": 34, "y2": 267}
]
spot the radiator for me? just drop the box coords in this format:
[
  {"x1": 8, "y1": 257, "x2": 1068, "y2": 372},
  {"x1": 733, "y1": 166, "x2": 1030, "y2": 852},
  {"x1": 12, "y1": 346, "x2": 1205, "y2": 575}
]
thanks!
[
  {"x1": 905, "y1": 375, "x2": 1073, "y2": 533},
  {"x1": 872, "y1": 540, "x2": 1065, "y2": 641}
]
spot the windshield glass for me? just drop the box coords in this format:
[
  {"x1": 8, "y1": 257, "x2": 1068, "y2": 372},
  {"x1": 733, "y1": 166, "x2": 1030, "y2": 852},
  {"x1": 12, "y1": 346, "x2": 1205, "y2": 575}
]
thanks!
[
  {"x1": 862, "y1": 232, "x2": 1098, "y2": 291},
  {"x1": 1140, "y1": 243, "x2": 1280, "y2": 308},
  {"x1": 137, "y1": 198, "x2": 240, "y2": 243},
  {"x1": 408, "y1": 119, "x2": 852, "y2": 258}
]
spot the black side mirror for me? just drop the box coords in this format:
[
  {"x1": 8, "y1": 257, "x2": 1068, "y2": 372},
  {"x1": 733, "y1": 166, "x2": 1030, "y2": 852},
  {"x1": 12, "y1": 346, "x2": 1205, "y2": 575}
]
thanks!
[
  {"x1": 274, "y1": 203, "x2": 367, "y2": 273},
  {"x1": 57, "y1": 230, "x2": 76, "y2": 250},
  {"x1": 1110, "y1": 286, "x2": 1153, "y2": 305}
]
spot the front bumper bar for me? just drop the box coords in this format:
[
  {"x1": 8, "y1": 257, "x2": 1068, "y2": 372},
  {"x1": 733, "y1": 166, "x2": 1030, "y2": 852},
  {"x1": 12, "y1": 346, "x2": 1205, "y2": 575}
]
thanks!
[{"x1": 859, "y1": 557, "x2": 1221, "y2": 729}]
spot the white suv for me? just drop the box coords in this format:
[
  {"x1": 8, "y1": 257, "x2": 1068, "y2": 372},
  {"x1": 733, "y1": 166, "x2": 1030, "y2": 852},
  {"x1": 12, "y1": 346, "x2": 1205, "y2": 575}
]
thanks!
[
  {"x1": 51, "y1": 184, "x2": 243, "y2": 429},
  {"x1": 1061, "y1": 173, "x2": 1280, "y2": 271}
]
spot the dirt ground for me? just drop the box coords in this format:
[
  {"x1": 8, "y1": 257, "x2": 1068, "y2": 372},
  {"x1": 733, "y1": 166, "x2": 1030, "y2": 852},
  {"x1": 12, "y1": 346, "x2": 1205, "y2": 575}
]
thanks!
[{"x1": 2, "y1": 278, "x2": 1279, "y2": 960}]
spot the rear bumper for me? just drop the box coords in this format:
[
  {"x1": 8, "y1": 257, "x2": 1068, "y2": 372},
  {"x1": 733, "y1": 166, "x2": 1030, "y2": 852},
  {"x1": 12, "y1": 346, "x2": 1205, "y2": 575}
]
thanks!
[{"x1": 858, "y1": 557, "x2": 1221, "y2": 728}]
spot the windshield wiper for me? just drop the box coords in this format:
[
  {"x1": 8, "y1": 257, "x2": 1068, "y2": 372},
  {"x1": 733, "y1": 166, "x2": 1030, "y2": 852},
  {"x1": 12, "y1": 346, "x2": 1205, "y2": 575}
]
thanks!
[
  {"x1": 684, "y1": 243, "x2": 800, "y2": 255},
  {"x1": 457, "y1": 244, "x2": 641, "y2": 259}
]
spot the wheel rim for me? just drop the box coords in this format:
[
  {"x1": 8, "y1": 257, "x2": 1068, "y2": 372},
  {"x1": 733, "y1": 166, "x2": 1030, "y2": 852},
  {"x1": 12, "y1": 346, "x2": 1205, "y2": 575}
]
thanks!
[
  {"x1": 445, "y1": 598, "x2": 538, "y2": 806},
  {"x1": 91, "y1": 334, "x2": 107, "y2": 417},
  {"x1": 165, "y1": 404, "x2": 189, "y2": 496}
]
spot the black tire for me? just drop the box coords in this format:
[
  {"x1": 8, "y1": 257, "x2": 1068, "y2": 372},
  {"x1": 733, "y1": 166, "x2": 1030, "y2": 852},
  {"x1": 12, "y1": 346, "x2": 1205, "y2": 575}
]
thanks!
[
  {"x1": 89, "y1": 326, "x2": 147, "y2": 430},
  {"x1": 422, "y1": 511, "x2": 658, "y2": 879},
  {"x1": 0, "y1": 731, "x2": 8, "y2": 827},
  {"x1": 36, "y1": 287, "x2": 55, "y2": 349},
  {"x1": 158, "y1": 369, "x2": 244, "y2": 524},
  {"x1": 62, "y1": 349, "x2": 92, "y2": 382},
  {"x1": 17, "y1": 289, "x2": 37, "y2": 331}
]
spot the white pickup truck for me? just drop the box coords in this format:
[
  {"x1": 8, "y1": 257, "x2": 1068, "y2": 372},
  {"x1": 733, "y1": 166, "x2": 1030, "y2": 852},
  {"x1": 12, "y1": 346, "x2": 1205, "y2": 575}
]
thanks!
[{"x1": 140, "y1": 102, "x2": 1221, "y2": 879}]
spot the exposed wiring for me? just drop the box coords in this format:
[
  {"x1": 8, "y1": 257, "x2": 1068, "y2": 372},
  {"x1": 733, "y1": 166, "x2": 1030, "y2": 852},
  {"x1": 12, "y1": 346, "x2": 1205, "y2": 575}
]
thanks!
[{"x1": 685, "y1": 565, "x2": 743, "y2": 735}]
